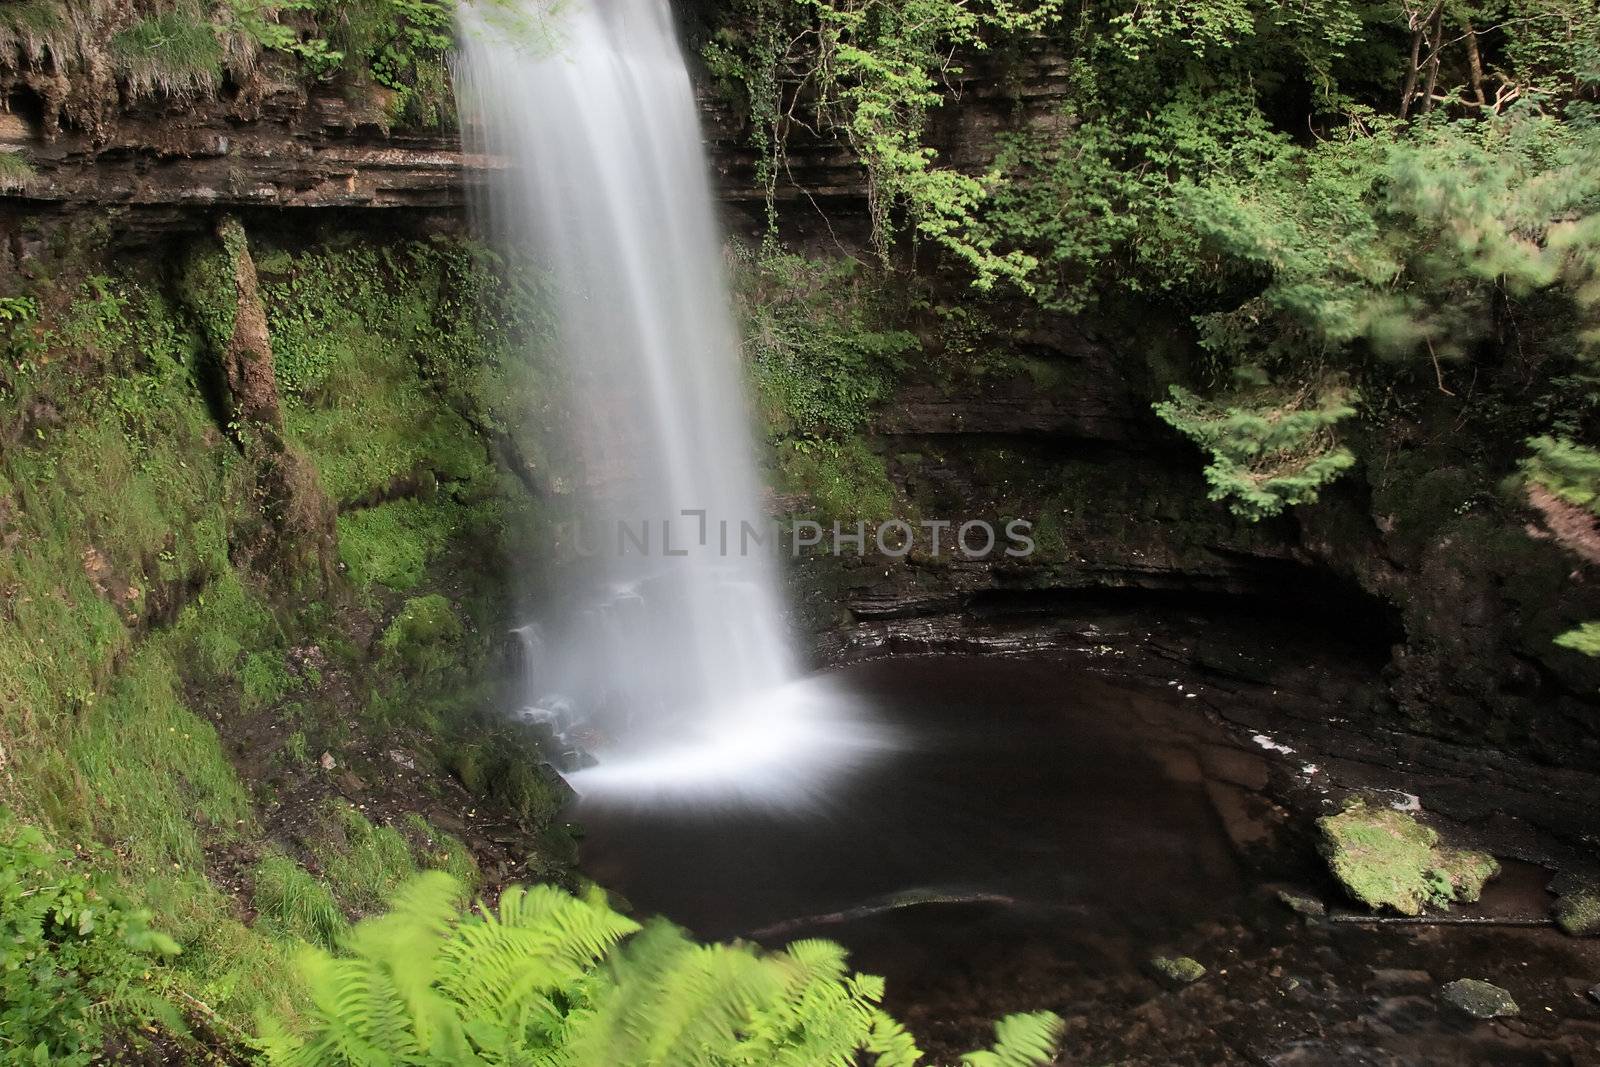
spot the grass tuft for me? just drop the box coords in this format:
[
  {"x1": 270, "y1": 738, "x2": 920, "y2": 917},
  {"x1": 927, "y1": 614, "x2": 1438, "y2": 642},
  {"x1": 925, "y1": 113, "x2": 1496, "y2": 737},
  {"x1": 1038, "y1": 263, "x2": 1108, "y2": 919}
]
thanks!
[
  {"x1": 253, "y1": 851, "x2": 348, "y2": 948},
  {"x1": 110, "y1": 10, "x2": 223, "y2": 100}
]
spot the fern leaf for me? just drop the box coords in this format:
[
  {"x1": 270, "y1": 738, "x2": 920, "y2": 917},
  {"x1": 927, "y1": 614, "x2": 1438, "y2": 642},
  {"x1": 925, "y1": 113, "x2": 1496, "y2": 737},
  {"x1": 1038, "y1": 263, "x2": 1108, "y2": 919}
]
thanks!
[{"x1": 958, "y1": 1011, "x2": 1063, "y2": 1067}]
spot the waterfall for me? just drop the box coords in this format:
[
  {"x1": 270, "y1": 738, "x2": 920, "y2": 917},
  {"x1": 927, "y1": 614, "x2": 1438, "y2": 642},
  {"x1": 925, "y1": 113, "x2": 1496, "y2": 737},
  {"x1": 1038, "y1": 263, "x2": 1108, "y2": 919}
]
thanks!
[{"x1": 455, "y1": 0, "x2": 889, "y2": 806}]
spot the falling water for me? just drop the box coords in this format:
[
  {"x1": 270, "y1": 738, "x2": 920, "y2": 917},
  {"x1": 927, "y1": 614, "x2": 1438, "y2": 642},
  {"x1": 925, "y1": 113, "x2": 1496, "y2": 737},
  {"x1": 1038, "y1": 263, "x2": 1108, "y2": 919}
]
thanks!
[{"x1": 455, "y1": 0, "x2": 889, "y2": 805}]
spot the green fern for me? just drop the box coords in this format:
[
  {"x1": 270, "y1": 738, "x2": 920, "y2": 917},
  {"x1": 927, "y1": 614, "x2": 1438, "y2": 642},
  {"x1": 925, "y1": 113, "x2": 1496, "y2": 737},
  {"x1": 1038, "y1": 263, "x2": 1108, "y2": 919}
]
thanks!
[{"x1": 258, "y1": 872, "x2": 1062, "y2": 1067}]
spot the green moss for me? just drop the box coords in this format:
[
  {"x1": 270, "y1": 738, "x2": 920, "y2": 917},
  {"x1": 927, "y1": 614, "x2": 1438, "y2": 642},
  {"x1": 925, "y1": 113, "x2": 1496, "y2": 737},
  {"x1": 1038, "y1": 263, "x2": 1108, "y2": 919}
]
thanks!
[
  {"x1": 1441, "y1": 978, "x2": 1519, "y2": 1019},
  {"x1": 776, "y1": 436, "x2": 900, "y2": 523},
  {"x1": 1146, "y1": 956, "x2": 1206, "y2": 987},
  {"x1": 401, "y1": 813, "x2": 480, "y2": 889},
  {"x1": 378, "y1": 593, "x2": 464, "y2": 679},
  {"x1": 441, "y1": 740, "x2": 562, "y2": 824},
  {"x1": 735, "y1": 248, "x2": 916, "y2": 440},
  {"x1": 0, "y1": 233, "x2": 552, "y2": 1045},
  {"x1": 336, "y1": 497, "x2": 462, "y2": 590},
  {"x1": 1554, "y1": 887, "x2": 1600, "y2": 937},
  {"x1": 240, "y1": 650, "x2": 299, "y2": 709},
  {"x1": 1317, "y1": 801, "x2": 1499, "y2": 916},
  {"x1": 252, "y1": 851, "x2": 347, "y2": 948}
]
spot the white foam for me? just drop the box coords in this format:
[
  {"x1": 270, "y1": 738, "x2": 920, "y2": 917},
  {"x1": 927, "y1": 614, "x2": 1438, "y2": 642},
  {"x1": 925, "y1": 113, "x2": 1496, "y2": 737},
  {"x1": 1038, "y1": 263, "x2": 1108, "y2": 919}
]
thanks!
[{"x1": 565, "y1": 676, "x2": 899, "y2": 810}]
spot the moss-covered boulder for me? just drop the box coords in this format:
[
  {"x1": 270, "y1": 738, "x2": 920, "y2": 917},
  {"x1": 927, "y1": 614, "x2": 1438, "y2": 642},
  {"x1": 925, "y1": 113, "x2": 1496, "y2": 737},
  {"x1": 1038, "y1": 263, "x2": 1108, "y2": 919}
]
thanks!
[
  {"x1": 1316, "y1": 801, "x2": 1498, "y2": 916},
  {"x1": 378, "y1": 594, "x2": 465, "y2": 680}
]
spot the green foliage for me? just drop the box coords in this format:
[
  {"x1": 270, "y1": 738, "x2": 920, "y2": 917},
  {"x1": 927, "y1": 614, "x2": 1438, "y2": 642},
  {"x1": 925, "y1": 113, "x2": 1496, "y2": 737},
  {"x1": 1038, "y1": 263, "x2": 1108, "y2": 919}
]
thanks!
[
  {"x1": 401, "y1": 814, "x2": 480, "y2": 889},
  {"x1": 109, "y1": 8, "x2": 224, "y2": 99},
  {"x1": 242, "y1": 650, "x2": 301, "y2": 709},
  {"x1": 693, "y1": 0, "x2": 1600, "y2": 525},
  {"x1": 707, "y1": 0, "x2": 1058, "y2": 282},
  {"x1": 0, "y1": 812, "x2": 183, "y2": 1064},
  {"x1": 778, "y1": 435, "x2": 901, "y2": 523},
  {"x1": 282, "y1": 0, "x2": 456, "y2": 125},
  {"x1": 1523, "y1": 435, "x2": 1600, "y2": 516},
  {"x1": 256, "y1": 238, "x2": 547, "y2": 507},
  {"x1": 227, "y1": 0, "x2": 346, "y2": 76},
  {"x1": 1553, "y1": 621, "x2": 1600, "y2": 656},
  {"x1": 309, "y1": 803, "x2": 422, "y2": 916},
  {"x1": 1154, "y1": 372, "x2": 1359, "y2": 519},
  {"x1": 337, "y1": 498, "x2": 464, "y2": 590},
  {"x1": 735, "y1": 247, "x2": 917, "y2": 439},
  {"x1": 378, "y1": 593, "x2": 465, "y2": 680},
  {"x1": 254, "y1": 851, "x2": 349, "y2": 949},
  {"x1": 0, "y1": 149, "x2": 33, "y2": 191},
  {"x1": 257, "y1": 870, "x2": 1063, "y2": 1067}
]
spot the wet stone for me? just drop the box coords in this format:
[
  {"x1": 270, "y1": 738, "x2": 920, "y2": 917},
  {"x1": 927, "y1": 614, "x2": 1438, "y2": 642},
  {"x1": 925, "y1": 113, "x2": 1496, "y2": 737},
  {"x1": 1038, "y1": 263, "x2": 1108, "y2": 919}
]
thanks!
[
  {"x1": 1276, "y1": 888, "x2": 1327, "y2": 918},
  {"x1": 1440, "y1": 978, "x2": 1519, "y2": 1019},
  {"x1": 1147, "y1": 956, "x2": 1207, "y2": 989},
  {"x1": 1553, "y1": 886, "x2": 1600, "y2": 937},
  {"x1": 1316, "y1": 801, "x2": 1498, "y2": 916}
]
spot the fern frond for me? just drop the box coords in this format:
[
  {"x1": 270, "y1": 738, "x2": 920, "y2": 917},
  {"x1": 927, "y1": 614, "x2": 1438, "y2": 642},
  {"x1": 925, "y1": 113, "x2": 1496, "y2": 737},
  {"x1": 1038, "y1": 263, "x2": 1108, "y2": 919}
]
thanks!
[
  {"x1": 437, "y1": 884, "x2": 636, "y2": 1038},
  {"x1": 256, "y1": 874, "x2": 1058, "y2": 1067},
  {"x1": 958, "y1": 1011, "x2": 1063, "y2": 1067},
  {"x1": 866, "y1": 1008, "x2": 924, "y2": 1067}
]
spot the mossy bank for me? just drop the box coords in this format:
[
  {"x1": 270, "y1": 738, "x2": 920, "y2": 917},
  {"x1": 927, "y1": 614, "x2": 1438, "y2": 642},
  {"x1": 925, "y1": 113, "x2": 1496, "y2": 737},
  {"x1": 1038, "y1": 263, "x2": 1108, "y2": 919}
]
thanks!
[{"x1": 0, "y1": 214, "x2": 573, "y2": 1058}]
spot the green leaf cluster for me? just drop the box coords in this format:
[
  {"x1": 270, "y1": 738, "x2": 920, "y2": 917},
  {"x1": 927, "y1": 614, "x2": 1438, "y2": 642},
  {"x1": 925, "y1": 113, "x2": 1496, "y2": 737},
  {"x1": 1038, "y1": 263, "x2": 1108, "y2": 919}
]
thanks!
[
  {"x1": 1154, "y1": 372, "x2": 1359, "y2": 518},
  {"x1": 0, "y1": 811, "x2": 183, "y2": 1064},
  {"x1": 257, "y1": 870, "x2": 1063, "y2": 1067}
]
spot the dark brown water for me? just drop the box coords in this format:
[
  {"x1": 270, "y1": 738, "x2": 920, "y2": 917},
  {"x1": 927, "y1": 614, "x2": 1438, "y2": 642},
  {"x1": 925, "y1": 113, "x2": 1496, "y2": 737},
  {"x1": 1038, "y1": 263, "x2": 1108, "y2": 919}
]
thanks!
[
  {"x1": 577, "y1": 656, "x2": 1245, "y2": 941},
  {"x1": 575, "y1": 655, "x2": 1600, "y2": 1065}
]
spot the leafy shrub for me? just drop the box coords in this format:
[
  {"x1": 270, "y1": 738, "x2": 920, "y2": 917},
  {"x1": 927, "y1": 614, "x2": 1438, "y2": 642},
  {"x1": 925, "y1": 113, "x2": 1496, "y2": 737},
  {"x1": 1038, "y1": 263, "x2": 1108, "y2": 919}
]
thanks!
[
  {"x1": 735, "y1": 248, "x2": 916, "y2": 439},
  {"x1": 1523, "y1": 435, "x2": 1600, "y2": 516},
  {"x1": 257, "y1": 871, "x2": 1063, "y2": 1066},
  {"x1": 0, "y1": 813, "x2": 182, "y2": 1064},
  {"x1": 1554, "y1": 621, "x2": 1600, "y2": 656},
  {"x1": 1154, "y1": 371, "x2": 1359, "y2": 519}
]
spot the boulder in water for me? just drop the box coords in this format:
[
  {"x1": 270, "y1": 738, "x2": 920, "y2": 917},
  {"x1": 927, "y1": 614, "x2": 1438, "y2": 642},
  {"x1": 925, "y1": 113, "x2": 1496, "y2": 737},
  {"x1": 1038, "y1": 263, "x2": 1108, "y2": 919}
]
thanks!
[
  {"x1": 1316, "y1": 800, "x2": 1497, "y2": 915},
  {"x1": 1550, "y1": 875, "x2": 1600, "y2": 937},
  {"x1": 1440, "y1": 979, "x2": 1518, "y2": 1019},
  {"x1": 1146, "y1": 956, "x2": 1206, "y2": 989}
]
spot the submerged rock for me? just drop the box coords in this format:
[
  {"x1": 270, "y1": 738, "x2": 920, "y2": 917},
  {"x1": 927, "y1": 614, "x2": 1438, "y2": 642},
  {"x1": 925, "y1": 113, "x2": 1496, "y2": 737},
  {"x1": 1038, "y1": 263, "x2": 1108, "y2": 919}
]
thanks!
[
  {"x1": 1276, "y1": 888, "x2": 1327, "y2": 918},
  {"x1": 1147, "y1": 956, "x2": 1206, "y2": 988},
  {"x1": 1440, "y1": 979, "x2": 1519, "y2": 1019},
  {"x1": 1316, "y1": 801, "x2": 1498, "y2": 916}
]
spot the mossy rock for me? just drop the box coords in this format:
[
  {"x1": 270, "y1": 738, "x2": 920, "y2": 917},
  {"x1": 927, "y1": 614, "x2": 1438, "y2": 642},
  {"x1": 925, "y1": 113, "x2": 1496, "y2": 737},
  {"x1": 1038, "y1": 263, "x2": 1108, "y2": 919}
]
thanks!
[
  {"x1": 1440, "y1": 978, "x2": 1518, "y2": 1019},
  {"x1": 1316, "y1": 801, "x2": 1498, "y2": 916},
  {"x1": 1146, "y1": 956, "x2": 1206, "y2": 988},
  {"x1": 1554, "y1": 887, "x2": 1600, "y2": 937},
  {"x1": 379, "y1": 594, "x2": 464, "y2": 679}
]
